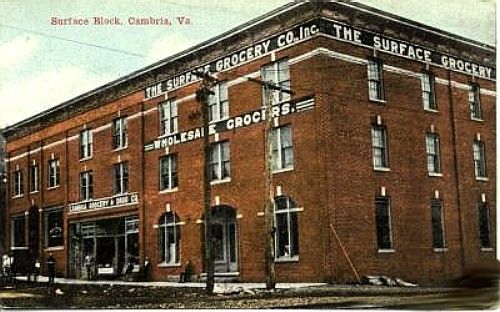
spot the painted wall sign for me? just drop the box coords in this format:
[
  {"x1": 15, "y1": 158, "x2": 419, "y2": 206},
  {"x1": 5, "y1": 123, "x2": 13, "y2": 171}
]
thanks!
[
  {"x1": 144, "y1": 18, "x2": 495, "y2": 100},
  {"x1": 68, "y1": 192, "x2": 139, "y2": 213},
  {"x1": 144, "y1": 97, "x2": 314, "y2": 151}
]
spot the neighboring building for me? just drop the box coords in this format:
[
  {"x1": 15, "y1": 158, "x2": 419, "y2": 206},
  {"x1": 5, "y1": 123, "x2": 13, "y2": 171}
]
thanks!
[
  {"x1": 2, "y1": 1, "x2": 496, "y2": 284},
  {"x1": 0, "y1": 130, "x2": 5, "y2": 255}
]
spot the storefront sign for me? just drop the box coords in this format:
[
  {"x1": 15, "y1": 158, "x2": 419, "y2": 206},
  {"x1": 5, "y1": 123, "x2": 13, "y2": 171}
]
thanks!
[
  {"x1": 144, "y1": 97, "x2": 314, "y2": 151},
  {"x1": 68, "y1": 193, "x2": 139, "y2": 213},
  {"x1": 144, "y1": 18, "x2": 494, "y2": 100}
]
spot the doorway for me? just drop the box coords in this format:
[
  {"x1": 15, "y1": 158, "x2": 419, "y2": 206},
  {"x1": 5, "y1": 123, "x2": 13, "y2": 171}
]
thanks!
[{"x1": 211, "y1": 206, "x2": 238, "y2": 273}]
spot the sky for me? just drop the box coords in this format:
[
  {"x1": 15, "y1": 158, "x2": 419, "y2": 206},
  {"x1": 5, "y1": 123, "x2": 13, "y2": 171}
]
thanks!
[{"x1": 0, "y1": 0, "x2": 496, "y2": 128}]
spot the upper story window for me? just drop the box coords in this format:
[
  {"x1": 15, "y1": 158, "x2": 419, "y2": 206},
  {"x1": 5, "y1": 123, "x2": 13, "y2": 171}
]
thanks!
[
  {"x1": 48, "y1": 159, "x2": 60, "y2": 188},
  {"x1": 421, "y1": 72, "x2": 436, "y2": 110},
  {"x1": 272, "y1": 125, "x2": 294, "y2": 172},
  {"x1": 473, "y1": 139, "x2": 487, "y2": 178},
  {"x1": 160, "y1": 154, "x2": 178, "y2": 191},
  {"x1": 371, "y1": 124, "x2": 389, "y2": 170},
  {"x1": 79, "y1": 171, "x2": 93, "y2": 201},
  {"x1": 113, "y1": 162, "x2": 129, "y2": 194},
  {"x1": 478, "y1": 202, "x2": 491, "y2": 249},
  {"x1": 430, "y1": 199, "x2": 445, "y2": 249},
  {"x1": 80, "y1": 129, "x2": 93, "y2": 159},
  {"x1": 208, "y1": 83, "x2": 229, "y2": 122},
  {"x1": 30, "y1": 164, "x2": 39, "y2": 193},
  {"x1": 159, "y1": 100, "x2": 178, "y2": 136},
  {"x1": 261, "y1": 60, "x2": 291, "y2": 104},
  {"x1": 469, "y1": 83, "x2": 482, "y2": 120},
  {"x1": 158, "y1": 212, "x2": 181, "y2": 265},
  {"x1": 367, "y1": 59, "x2": 384, "y2": 101},
  {"x1": 112, "y1": 117, "x2": 128, "y2": 149},
  {"x1": 274, "y1": 196, "x2": 300, "y2": 260},
  {"x1": 209, "y1": 141, "x2": 230, "y2": 182},
  {"x1": 13, "y1": 169, "x2": 23, "y2": 196},
  {"x1": 375, "y1": 196, "x2": 393, "y2": 250},
  {"x1": 425, "y1": 132, "x2": 441, "y2": 174}
]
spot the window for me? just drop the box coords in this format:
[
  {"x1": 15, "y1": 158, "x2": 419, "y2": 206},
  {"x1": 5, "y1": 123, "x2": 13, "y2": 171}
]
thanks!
[
  {"x1": 375, "y1": 196, "x2": 393, "y2": 250},
  {"x1": 422, "y1": 73, "x2": 436, "y2": 110},
  {"x1": 79, "y1": 171, "x2": 93, "y2": 201},
  {"x1": 274, "y1": 196, "x2": 299, "y2": 260},
  {"x1": 13, "y1": 169, "x2": 23, "y2": 196},
  {"x1": 261, "y1": 60, "x2": 291, "y2": 104},
  {"x1": 372, "y1": 125, "x2": 389, "y2": 169},
  {"x1": 80, "y1": 129, "x2": 93, "y2": 159},
  {"x1": 426, "y1": 133, "x2": 441, "y2": 174},
  {"x1": 158, "y1": 212, "x2": 181, "y2": 264},
  {"x1": 45, "y1": 209, "x2": 63, "y2": 247},
  {"x1": 112, "y1": 117, "x2": 128, "y2": 149},
  {"x1": 113, "y1": 162, "x2": 129, "y2": 194},
  {"x1": 30, "y1": 164, "x2": 39, "y2": 193},
  {"x1": 367, "y1": 59, "x2": 384, "y2": 101},
  {"x1": 11, "y1": 216, "x2": 26, "y2": 247},
  {"x1": 208, "y1": 83, "x2": 229, "y2": 122},
  {"x1": 160, "y1": 154, "x2": 178, "y2": 191},
  {"x1": 272, "y1": 125, "x2": 294, "y2": 171},
  {"x1": 430, "y1": 199, "x2": 445, "y2": 249},
  {"x1": 209, "y1": 141, "x2": 230, "y2": 181},
  {"x1": 48, "y1": 159, "x2": 60, "y2": 188},
  {"x1": 473, "y1": 140, "x2": 486, "y2": 178},
  {"x1": 478, "y1": 203, "x2": 491, "y2": 249},
  {"x1": 159, "y1": 100, "x2": 178, "y2": 136},
  {"x1": 469, "y1": 83, "x2": 482, "y2": 119}
]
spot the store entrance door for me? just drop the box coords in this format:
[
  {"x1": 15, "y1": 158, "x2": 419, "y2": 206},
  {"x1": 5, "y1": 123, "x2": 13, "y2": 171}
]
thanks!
[{"x1": 211, "y1": 206, "x2": 238, "y2": 273}]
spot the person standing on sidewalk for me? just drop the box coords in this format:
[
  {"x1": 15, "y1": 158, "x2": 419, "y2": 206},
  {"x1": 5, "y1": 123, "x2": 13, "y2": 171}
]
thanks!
[{"x1": 46, "y1": 253, "x2": 56, "y2": 283}]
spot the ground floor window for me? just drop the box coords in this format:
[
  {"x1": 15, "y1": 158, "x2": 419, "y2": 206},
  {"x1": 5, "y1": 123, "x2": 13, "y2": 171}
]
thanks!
[
  {"x1": 478, "y1": 203, "x2": 491, "y2": 249},
  {"x1": 45, "y1": 209, "x2": 63, "y2": 247},
  {"x1": 11, "y1": 216, "x2": 26, "y2": 247},
  {"x1": 375, "y1": 196, "x2": 393, "y2": 250},
  {"x1": 430, "y1": 200, "x2": 445, "y2": 249},
  {"x1": 158, "y1": 212, "x2": 180, "y2": 265},
  {"x1": 274, "y1": 196, "x2": 299, "y2": 260}
]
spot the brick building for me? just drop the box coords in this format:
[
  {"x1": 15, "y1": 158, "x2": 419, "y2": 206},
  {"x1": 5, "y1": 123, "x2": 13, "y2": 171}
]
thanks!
[{"x1": 2, "y1": 1, "x2": 496, "y2": 284}]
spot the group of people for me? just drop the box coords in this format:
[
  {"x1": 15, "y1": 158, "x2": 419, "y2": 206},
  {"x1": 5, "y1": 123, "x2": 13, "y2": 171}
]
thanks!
[{"x1": 1, "y1": 252, "x2": 56, "y2": 283}]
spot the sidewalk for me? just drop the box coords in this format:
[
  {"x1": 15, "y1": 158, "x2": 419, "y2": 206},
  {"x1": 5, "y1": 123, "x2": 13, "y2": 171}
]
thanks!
[{"x1": 14, "y1": 275, "x2": 326, "y2": 290}]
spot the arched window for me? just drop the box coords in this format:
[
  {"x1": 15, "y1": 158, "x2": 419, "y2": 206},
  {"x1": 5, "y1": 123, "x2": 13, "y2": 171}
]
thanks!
[
  {"x1": 274, "y1": 196, "x2": 299, "y2": 259},
  {"x1": 158, "y1": 212, "x2": 181, "y2": 264}
]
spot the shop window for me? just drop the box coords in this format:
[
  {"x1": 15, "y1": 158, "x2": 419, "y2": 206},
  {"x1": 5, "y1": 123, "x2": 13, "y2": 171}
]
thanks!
[
  {"x1": 80, "y1": 129, "x2": 93, "y2": 159},
  {"x1": 11, "y1": 216, "x2": 26, "y2": 247},
  {"x1": 159, "y1": 100, "x2": 178, "y2": 136},
  {"x1": 113, "y1": 162, "x2": 129, "y2": 194},
  {"x1": 48, "y1": 159, "x2": 60, "y2": 188},
  {"x1": 45, "y1": 209, "x2": 63, "y2": 248},
  {"x1": 426, "y1": 133, "x2": 441, "y2": 174},
  {"x1": 478, "y1": 202, "x2": 491, "y2": 249},
  {"x1": 209, "y1": 141, "x2": 230, "y2": 181},
  {"x1": 208, "y1": 83, "x2": 229, "y2": 122},
  {"x1": 469, "y1": 83, "x2": 482, "y2": 120},
  {"x1": 274, "y1": 196, "x2": 299, "y2": 260},
  {"x1": 367, "y1": 59, "x2": 384, "y2": 101},
  {"x1": 112, "y1": 117, "x2": 128, "y2": 149},
  {"x1": 158, "y1": 212, "x2": 181, "y2": 264},
  {"x1": 79, "y1": 171, "x2": 93, "y2": 201},
  {"x1": 421, "y1": 72, "x2": 436, "y2": 110},
  {"x1": 430, "y1": 199, "x2": 445, "y2": 249},
  {"x1": 375, "y1": 196, "x2": 393, "y2": 250},
  {"x1": 160, "y1": 154, "x2": 178, "y2": 191},
  {"x1": 272, "y1": 125, "x2": 294, "y2": 171},
  {"x1": 261, "y1": 60, "x2": 291, "y2": 104},
  {"x1": 372, "y1": 124, "x2": 389, "y2": 169}
]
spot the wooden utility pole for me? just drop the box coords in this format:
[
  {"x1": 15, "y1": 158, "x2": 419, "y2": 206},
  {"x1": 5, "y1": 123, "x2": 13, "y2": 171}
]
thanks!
[
  {"x1": 194, "y1": 72, "x2": 217, "y2": 294},
  {"x1": 247, "y1": 77, "x2": 293, "y2": 291}
]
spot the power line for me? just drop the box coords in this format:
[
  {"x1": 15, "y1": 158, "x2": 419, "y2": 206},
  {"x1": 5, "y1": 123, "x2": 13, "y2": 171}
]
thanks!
[{"x1": 0, "y1": 23, "x2": 147, "y2": 58}]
